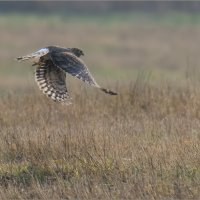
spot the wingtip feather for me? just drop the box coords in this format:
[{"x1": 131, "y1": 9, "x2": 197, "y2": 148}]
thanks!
[
  {"x1": 15, "y1": 57, "x2": 22, "y2": 61},
  {"x1": 101, "y1": 88, "x2": 118, "y2": 95}
]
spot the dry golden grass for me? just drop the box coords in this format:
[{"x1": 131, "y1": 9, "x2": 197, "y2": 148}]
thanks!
[
  {"x1": 1, "y1": 13, "x2": 200, "y2": 199},
  {"x1": 0, "y1": 78, "x2": 200, "y2": 199}
]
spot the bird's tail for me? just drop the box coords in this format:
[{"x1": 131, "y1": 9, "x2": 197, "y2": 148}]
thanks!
[
  {"x1": 100, "y1": 88, "x2": 117, "y2": 95},
  {"x1": 16, "y1": 48, "x2": 49, "y2": 61},
  {"x1": 16, "y1": 54, "x2": 37, "y2": 61}
]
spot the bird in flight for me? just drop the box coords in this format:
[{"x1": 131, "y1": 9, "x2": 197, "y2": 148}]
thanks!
[{"x1": 16, "y1": 46, "x2": 117, "y2": 104}]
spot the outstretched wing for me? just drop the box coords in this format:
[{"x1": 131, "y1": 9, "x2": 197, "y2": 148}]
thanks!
[
  {"x1": 50, "y1": 52, "x2": 117, "y2": 95},
  {"x1": 50, "y1": 52, "x2": 100, "y2": 87},
  {"x1": 35, "y1": 60, "x2": 71, "y2": 103}
]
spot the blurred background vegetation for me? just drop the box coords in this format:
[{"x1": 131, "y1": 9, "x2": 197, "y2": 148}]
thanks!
[
  {"x1": 2, "y1": 2, "x2": 200, "y2": 198},
  {"x1": 1, "y1": 1, "x2": 200, "y2": 93}
]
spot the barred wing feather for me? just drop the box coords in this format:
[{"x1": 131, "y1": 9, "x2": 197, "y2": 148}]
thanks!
[
  {"x1": 51, "y1": 52, "x2": 100, "y2": 87},
  {"x1": 50, "y1": 52, "x2": 117, "y2": 95},
  {"x1": 35, "y1": 60, "x2": 71, "y2": 103}
]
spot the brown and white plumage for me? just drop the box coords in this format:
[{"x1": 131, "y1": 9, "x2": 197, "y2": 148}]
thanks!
[
  {"x1": 16, "y1": 46, "x2": 117, "y2": 104},
  {"x1": 35, "y1": 60, "x2": 70, "y2": 103}
]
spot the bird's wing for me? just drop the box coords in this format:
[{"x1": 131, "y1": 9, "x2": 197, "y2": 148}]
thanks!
[
  {"x1": 50, "y1": 52, "x2": 100, "y2": 88},
  {"x1": 35, "y1": 60, "x2": 71, "y2": 103},
  {"x1": 50, "y1": 52, "x2": 117, "y2": 95}
]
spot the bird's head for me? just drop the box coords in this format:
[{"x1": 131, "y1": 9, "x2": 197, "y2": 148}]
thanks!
[
  {"x1": 70, "y1": 48, "x2": 84, "y2": 57},
  {"x1": 47, "y1": 46, "x2": 84, "y2": 57}
]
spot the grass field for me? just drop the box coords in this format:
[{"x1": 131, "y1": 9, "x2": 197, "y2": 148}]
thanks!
[{"x1": 1, "y1": 12, "x2": 200, "y2": 199}]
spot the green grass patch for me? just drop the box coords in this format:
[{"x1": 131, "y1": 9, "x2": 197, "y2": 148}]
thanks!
[{"x1": 1, "y1": 11, "x2": 200, "y2": 28}]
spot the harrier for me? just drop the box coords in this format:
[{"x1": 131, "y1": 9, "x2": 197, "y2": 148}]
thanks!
[{"x1": 16, "y1": 46, "x2": 117, "y2": 104}]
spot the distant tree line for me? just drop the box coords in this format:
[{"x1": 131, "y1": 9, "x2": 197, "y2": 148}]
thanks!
[{"x1": 1, "y1": 1, "x2": 200, "y2": 14}]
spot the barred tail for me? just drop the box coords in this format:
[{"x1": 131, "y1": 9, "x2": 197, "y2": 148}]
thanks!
[
  {"x1": 100, "y1": 88, "x2": 117, "y2": 95},
  {"x1": 16, "y1": 54, "x2": 36, "y2": 61},
  {"x1": 16, "y1": 48, "x2": 49, "y2": 62}
]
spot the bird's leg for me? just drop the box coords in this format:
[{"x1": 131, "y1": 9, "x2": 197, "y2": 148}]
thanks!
[{"x1": 32, "y1": 62, "x2": 38, "y2": 66}]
